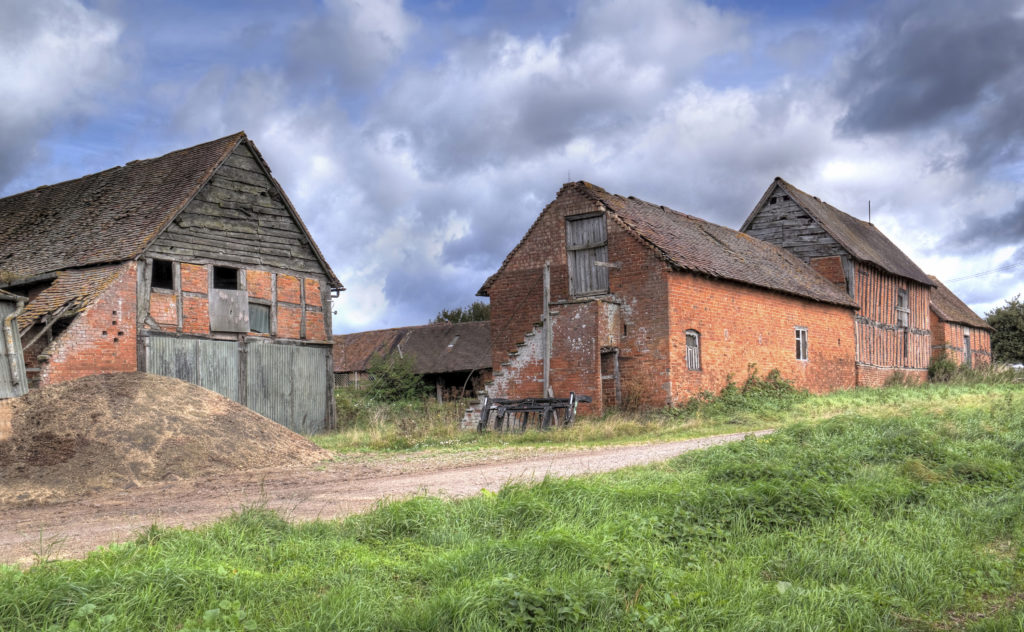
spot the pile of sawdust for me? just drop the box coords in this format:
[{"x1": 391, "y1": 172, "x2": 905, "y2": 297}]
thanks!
[{"x1": 0, "y1": 372, "x2": 330, "y2": 506}]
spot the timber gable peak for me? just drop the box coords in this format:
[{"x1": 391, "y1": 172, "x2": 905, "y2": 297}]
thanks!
[
  {"x1": 0, "y1": 132, "x2": 341, "y2": 291},
  {"x1": 143, "y1": 135, "x2": 343, "y2": 290},
  {"x1": 743, "y1": 177, "x2": 934, "y2": 287}
]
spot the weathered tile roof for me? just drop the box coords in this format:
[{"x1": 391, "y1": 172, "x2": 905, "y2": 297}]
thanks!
[
  {"x1": 0, "y1": 134, "x2": 243, "y2": 280},
  {"x1": 0, "y1": 132, "x2": 342, "y2": 289},
  {"x1": 928, "y1": 275, "x2": 992, "y2": 330},
  {"x1": 747, "y1": 178, "x2": 934, "y2": 287},
  {"x1": 16, "y1": 264, "x2": 124, "y2": 330},
  {"x1": 481, "y1": 181, "x2": 858, "y2": 308},
  {"x1": 334, "y1": 320, "x2": 491, "y2": 375}
]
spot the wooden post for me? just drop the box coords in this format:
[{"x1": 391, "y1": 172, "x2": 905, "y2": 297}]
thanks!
[
  {"x1": 543, "y1": 261, "x2": 551, "y2": 398},
  {"x1": 435, "y1": 377, "x2": 443, "y2": 404}
]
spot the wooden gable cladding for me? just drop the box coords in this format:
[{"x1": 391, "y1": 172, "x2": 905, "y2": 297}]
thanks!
[
  {"x1": 146, "y1": 144, "x2": 325, "y2": 277},
  {"x1": 743, "y1": 186, "x2": 847, "y2": 262}
]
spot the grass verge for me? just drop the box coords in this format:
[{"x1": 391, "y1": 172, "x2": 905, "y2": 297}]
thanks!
[{"x1": 1, "y1": 383, "x2": 1022, "y2": 630}]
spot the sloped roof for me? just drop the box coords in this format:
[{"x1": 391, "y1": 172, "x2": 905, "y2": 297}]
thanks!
[
  {"x1": 334, "y1": 320, "x2": 491, "y2": 375},
  {"x1": 16, "y1": 265, "x2": 124, "y2": 330},
  {"x1": 0, "y1": 133, "x2": 342, "y2": 289},
  {"x1": 481, "y1": 181, "x2": 857, "y2": 309},
  {"x1": 928, "y1": 275, "x2": 992, "y2": 330},
  {"x1": 744, "y1": 178, "x2": 934, "y2": 287}
]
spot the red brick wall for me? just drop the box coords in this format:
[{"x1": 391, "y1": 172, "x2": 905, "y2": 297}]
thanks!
[
  {"x1": 485, "y1": 184, "x2": 673, "y2": 414},
  {"x1": 929, "y1": 309, "x2": 992, "y2": 366},
  {"x1": 306, "y1": 310, "x2": 326, "y2": 341},
  {"x1": 182, "y1": 295, "x2": 210, "y2": 335},
  {"x1": 809, "y1": 256, "x2": 846, "y2": 291},
  {"x1": 278, "y1": 304, "x2": 302, "y2": 338},
  {"x1": 667, "y1": 271, "x2": 857, "y2": 400},
  {"x1": 247, "y1": 270, "x2": 272, "y2": 300},
  {"x1": 180, "y1": 263, "x2": 207, "y2": 293},
  {"x1": 278, "y1": 275, "x2": 301, "y2": 304},
  {"x1": 305, "y1": 278, "x2": 322, "y2": 306},
  {"x1": 150, "y1": 292, "x2": 177, "y2": 327},
  {"x1": 39, "y1": 263, "x2": 138, "y2": 385},
  {"x1": 856, "y1": 365, "x2": 927, "y2": 386}
]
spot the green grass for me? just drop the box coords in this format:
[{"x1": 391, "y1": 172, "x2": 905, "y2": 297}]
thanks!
[
  {"x1": 1, "y1": 383, "x2": 1022, "y2": 630},
  {"x1": 316, "y1": 372, "x2": 1022, "y2": 453}
]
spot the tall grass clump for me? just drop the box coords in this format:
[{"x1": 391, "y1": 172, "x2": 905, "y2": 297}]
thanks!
[{"x1": 4, "y1": 385, "x2": 1020, "y2": 630}]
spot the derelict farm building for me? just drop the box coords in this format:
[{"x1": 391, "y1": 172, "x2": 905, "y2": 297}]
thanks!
[
  {"x1": 742, "y1": 178, "x2": 937, "y2": 386},
  {"x1": 480, "y1": 179, "x2": 993, "y2": 416},
  {"x1": 333, "y1": 320, "x2": 492, "y2": 400},
  {"x1": 0, "y1": 133, "x2": 343, "y2": 433},
  {"x1": 479, "y1": 181, "x2": 861, "y2": 416}
]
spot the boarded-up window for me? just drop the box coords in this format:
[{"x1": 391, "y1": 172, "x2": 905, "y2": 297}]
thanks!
[
  {"x1": 896, "y1": 288, "x2": 909, "y2": 327},
  {"x1": 795, "y1": 327, "x2": 808, "y2": 360},
  {"x1": 685, "y1": 330, "x2": 700, "y2": 371},
  {"x1": 566, "y1": 214, "x2": 609, "y2": 296}
]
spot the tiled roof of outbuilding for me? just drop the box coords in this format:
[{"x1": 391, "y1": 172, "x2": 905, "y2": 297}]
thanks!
[
  {"x1": 16, "y1": 265, "x2": 124, "y2": 330},
  {"x1": 745, "y1": 178, "x2": 934, "y2": 287},
  {"x1": 333, "y1": 320, "x2": 492, "y2": 375},
  {"x1": 928, "y1": 275, "x2": 992, "y2": 330},
  {"x1": 481, "y1": 181, "x2": 858, "y2": 309}
]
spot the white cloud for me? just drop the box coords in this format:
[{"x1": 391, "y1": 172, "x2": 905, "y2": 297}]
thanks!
[{"x1": 0, "y1": 0, "x2": 123, "y2": 189}]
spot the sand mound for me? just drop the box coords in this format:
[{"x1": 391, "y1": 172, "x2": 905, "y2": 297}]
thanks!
[{"x1": 0, "y1": 372, "x2": 330, "y2": 506}]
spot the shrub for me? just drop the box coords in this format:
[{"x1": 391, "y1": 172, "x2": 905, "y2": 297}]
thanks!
[
  {"x1": 928, "y1": 352, "x2": 958, "y2": 382},
  {"x1": 366, "y1": 353, "x2": 429, "y2": 402}
]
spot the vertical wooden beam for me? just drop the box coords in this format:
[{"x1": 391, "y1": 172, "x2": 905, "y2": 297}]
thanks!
[
  {"x1": 299, "y1": 278, "x2": 307, "y2": 340},
  {"x1": 173, "y1": 262, "x2": 183, "y2": 333},
  {"x1": 543, "y1": 261, "x2": 551, "y2": 398},
  {"x1": 270, "y1": 273, "x2": 278, "y2": 337}
]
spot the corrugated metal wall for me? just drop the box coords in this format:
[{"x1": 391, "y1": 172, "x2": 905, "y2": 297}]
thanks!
[
  {"x1": 146, "y1": 334, "x2": 329, "y2": 434},
  {"x1": 0, "y1": 299, "x2": 28, "y2": 399}
]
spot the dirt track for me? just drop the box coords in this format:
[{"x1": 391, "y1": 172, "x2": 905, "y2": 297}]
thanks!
[{"x1": 0, "y1": 430, "x2": 771, "y2": 566}]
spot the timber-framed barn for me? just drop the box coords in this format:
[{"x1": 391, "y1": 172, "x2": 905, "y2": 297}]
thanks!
[{"x1": 0, "y1": 133, "x2": 343, "y2": 433}]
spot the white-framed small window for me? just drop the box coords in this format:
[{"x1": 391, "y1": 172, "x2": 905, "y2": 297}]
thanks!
[
  {"x1": 795, "y1": 327, "x2": 808, "y2": 361},
  {"x1": 685, "y1": 330, "x2": 700, "y2": 371}
]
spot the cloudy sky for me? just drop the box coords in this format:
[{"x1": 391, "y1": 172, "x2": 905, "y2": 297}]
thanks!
[{"x1": 2, "y1": 0, "x2": 1022, "y2": 332}]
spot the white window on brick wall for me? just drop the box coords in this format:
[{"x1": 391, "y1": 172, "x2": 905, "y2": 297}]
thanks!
[
  {"x1": 685, "y1": 330, "x2": 700, "y2": 371},
  {"x1": 795, "y1": 327, "x2": 808, "y2": 360}
]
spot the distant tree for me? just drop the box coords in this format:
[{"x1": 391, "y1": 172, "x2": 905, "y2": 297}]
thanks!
[
  {"x1": 986, "y1": 295, "x2": 1024, "y2": 364},
  {"x1": 365, "y1": 353, "x2": 428, "y2": 402},
  {"x1": 432, "y1": 301, "x2": 490, "y2": 324}
]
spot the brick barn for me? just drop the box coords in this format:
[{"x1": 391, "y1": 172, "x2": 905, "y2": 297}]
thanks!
[
  {"x1": 741, "y1": 177, "x2": 989, "y2": 384},
  {"x1": 0, "y1": 132, "x2": 343, "y2": 433},
  {"x1": 928, "y1": 276, "x2": 993, "y2": 367},
  {"x1": 333, "y1": 320, "x2": 492, "y2": 401},
  {"x1": 479, "y1": 181, "x2": 860, "y2": 416}
]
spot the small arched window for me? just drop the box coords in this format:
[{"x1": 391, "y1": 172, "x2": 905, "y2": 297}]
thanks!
[{"x1": 685, "y1": 330, "x2": 700, "y2": 371}]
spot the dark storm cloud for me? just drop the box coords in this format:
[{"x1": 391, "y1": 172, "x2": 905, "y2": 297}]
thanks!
[
  {"x1": 838, "y1": 0, "x2": 1024, "y2": 131},
  {"x1": 943, "y1": 198, "x2": 1024, "y2": 252}
]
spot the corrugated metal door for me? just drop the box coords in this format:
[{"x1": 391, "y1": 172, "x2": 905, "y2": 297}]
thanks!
[
  {"x1": 246, "y1": 342, "x2": 327, "y2": 435},
  {"x1": 146, "y1": 334, "x2": 328, "y2": 434},
  {"x1": 566, "y1": 214, "x2": 609, "y2": 296},
  {"x1": 148, "y1": 336, "x2": 239, "y2": 401}
]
